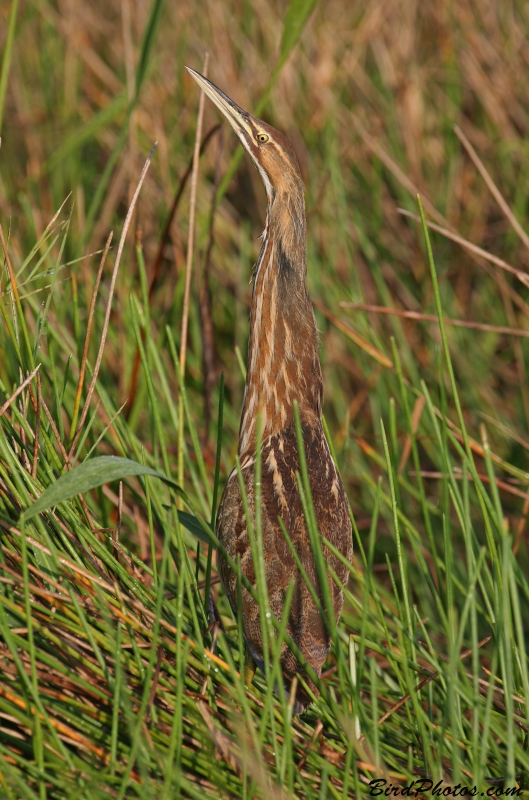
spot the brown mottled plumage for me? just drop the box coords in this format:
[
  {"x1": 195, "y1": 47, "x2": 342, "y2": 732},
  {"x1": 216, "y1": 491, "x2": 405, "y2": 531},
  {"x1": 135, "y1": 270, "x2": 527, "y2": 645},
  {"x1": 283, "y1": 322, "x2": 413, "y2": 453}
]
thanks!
[{"x1": 186, "y1": 68, "x2": 353, "y2": 713}]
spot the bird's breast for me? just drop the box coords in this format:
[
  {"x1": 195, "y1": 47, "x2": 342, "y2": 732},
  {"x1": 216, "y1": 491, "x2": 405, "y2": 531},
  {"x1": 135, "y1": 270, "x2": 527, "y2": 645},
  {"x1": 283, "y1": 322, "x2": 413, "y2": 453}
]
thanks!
[{"x1": 216, "y1": 418, "x2": 353, "y2": 619}]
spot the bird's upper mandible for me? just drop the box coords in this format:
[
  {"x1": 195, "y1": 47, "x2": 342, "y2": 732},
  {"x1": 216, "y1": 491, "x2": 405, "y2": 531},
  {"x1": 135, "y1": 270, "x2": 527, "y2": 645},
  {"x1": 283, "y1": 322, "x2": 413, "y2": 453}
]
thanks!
[{"x1": 185, "y1": 67, "x2": 305, "y2": 206}]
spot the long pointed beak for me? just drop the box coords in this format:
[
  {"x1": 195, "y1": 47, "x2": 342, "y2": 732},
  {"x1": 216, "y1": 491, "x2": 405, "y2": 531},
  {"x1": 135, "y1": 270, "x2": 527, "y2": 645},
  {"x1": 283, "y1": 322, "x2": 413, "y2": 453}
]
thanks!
[{"x1": 185, "y1": 67, "x2": 254, "y2": 142}]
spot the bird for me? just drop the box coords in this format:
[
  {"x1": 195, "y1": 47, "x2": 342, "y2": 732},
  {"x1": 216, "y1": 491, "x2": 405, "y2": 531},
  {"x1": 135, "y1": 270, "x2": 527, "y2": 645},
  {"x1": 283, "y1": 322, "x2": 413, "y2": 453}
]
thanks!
[{"x1": 186, "y1": 67, "x2": 353, "y2": 713}]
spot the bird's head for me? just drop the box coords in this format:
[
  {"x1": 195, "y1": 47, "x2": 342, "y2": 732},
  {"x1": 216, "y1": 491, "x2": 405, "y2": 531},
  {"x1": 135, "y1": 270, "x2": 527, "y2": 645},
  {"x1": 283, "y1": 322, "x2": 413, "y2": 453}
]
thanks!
[{"x1": 186, "y1": 67, "x2": 304, "y2": 207}]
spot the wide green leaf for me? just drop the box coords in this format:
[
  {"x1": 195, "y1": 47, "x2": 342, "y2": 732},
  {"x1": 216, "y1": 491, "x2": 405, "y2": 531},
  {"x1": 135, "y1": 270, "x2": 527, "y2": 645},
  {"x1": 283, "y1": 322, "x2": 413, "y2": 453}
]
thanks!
[
  {"x1": 22, "y1": 456, "x2": 180, "y2": 523},
  {"x1": 177, "y1": 510, "x2": 211, "y2": 545}
]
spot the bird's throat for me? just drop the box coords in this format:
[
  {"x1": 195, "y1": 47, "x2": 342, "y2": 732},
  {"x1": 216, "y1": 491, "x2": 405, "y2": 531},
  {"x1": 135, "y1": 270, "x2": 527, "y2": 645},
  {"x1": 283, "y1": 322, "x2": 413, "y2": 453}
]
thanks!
[{"x1": 238, "y1": 229, "x2": 323, "y2": 458}]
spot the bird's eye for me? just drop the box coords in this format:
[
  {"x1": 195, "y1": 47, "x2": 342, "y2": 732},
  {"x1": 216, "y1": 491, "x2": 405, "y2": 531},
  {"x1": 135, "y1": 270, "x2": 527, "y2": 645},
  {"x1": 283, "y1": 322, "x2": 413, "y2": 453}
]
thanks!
[{"x1": 257, "y1": 133, "x2": 269, "y2": 143}]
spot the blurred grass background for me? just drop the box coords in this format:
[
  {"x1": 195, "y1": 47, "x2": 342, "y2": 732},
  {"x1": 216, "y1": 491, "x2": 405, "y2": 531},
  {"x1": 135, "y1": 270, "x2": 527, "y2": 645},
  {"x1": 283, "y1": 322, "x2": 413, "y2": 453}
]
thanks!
[{"x1": 1, "y1": 0, "x2": 529, "y2": 796}]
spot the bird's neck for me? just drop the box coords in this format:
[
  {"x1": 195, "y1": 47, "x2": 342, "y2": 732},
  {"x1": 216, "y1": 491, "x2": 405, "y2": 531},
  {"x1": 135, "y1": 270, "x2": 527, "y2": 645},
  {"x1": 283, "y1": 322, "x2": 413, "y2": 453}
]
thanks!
[{"x1": 238, "y1": 197, "x2": 323, "y2": 458}]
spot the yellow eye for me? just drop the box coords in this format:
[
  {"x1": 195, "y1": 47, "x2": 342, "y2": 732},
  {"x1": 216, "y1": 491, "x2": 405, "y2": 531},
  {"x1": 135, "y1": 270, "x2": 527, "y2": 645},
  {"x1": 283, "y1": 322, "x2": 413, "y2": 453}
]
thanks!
[{"x1": 257, "y1": 133, "x2": 269, "y2": 143}]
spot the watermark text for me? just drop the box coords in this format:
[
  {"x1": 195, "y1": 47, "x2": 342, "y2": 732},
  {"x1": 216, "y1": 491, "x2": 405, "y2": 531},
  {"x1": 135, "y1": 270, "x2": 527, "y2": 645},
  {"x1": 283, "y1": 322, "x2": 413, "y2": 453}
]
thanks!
[{"x1": 368, "y1": 779, "x2": 523, "y2": 797}]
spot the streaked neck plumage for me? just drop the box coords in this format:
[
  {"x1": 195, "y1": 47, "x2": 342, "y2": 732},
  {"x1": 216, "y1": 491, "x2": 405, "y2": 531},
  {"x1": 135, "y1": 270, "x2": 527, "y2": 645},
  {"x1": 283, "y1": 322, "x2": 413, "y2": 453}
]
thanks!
[
  {"x1": 238, "y1": 181, "x2": 323, "y2": 458},
  {"x1": 181, "y1": 69, "x2": 323, "y2": 459}
]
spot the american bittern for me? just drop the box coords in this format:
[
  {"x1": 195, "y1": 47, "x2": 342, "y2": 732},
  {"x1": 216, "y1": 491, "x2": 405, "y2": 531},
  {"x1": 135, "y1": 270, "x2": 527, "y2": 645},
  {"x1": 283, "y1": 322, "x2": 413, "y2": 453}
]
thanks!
[{"x1": 187, "y1": 68, "x2": 353, "y2": 713}]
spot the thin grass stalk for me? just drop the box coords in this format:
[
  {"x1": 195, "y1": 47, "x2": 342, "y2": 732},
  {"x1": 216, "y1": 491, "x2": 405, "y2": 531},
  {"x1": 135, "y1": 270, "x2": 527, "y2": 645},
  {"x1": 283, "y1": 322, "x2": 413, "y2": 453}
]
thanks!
[
  {"x1": 390, "y1": 339, "x2": 439, "y2": 584},
  {"x1": 0, "y1": 290, "x2": 23, "y2": 366},
  {"x1": 80, "y1": 399, "x2": 124, "y2": 462},
  {"x1": 253, "y1": 407, "x2": 275, "y2": 677},
  {"x1": 34, "y1": 215, "x2": 70, "y2": 365},
  {"x1": 132, "y1": 328, "x2": 212, "y2": 635},
  {"x1": 168, "y1": 333, "x2": 212, "y2": 506},
  {"x1": 68, "y1": 144, "x2": 157, "y2": 461},
  {"x1": 0, "y1": 0, "x2": 19, "y2": 134},
  {"x1": 396, "y1": 208, "x2": 529, "y2": 290},
  {"x1": 260, "y1": 581, "x2": 296, "y2": 773},
  {"x1": 292, "y1": 402, "x2": 336, "y2": 641},
  {"x1": 136, "y1": 236, "x2": 152, "y2": 369},
  {"x1": 0, "y1": 366, "x2": 41, "y2": 419},
  {"x1": 290, "y1": 407, "x2": 357, "y2": 737},
  {"x1": 0, "y1": 568, "x2": 43, "y2": 798},
  {"x1": 421, "y1": 384, "x2": 498, "y2": 628},
  {"x1": 357, "y1": 478, "x2": 380, "y2": 690},
  {"x1": 464, "y1": 468, "x2": 484, "y2": 782},
  {"x1": 161, "y1": 618, "x2": 188, "y2": 800},
  {"x1": 0, "y1": 572, "x2": 73, "y2": 767},
  {"x1": 453, "y1": 125, "x2": 529, "y2": 254},
  {"x1": 147, "y1": 330, "x2": 208, "y2": 517},
  {"x1": 19, "y1": 234, "x2": 58, "y2": 286},
  {"x1": 343, "y1": 302, "x2": 529, "y2": 338},
  {"x1": 380, "y1": 422, "x2": 414, "y2": 653},
  {"x1": 15, "y1": 196, "x2": 71, "y2": 277},
  {"x1": 0, "y1": 225, "x2": 35, "y2": 372},
  {"x1": 274, "y1": 581, "x2": 295, "y2": 780},
  {"x1": 415, "y1": 201, "x2": 507, "y2": 621},
  {"x1": 117, "y1": 532, "x2": 170, "y2": 797},
  {"x1": 31, "y1": 372, "x2": 41, "y2": 479},
  {"x1": 0, "y1": 742, "x2": 43, "y2": 799},
  {"x1": 500, "y1": 534, "x2": 516, "y2": 783},
  {"x1": 233, "y1": 441, "x2": 271, "y2": 680},
  {"x1": 369, "y1": 657, "x2": 380, "y2": 775},
  {"x1": 204, "y1": 372, "x2": 224, "y2": 619},
  {"x1": 110, "y1": 621, "x2": 122, "y2": 774},
  {"x1": 508, "y1": 553, "x2": 529, "y2": 738},
  {"x1": 388, "y1": 397, "x2": 401, "y2": 508},
  {"x1": 144, "y1": 473, "x2": 157, "y2": 586},
  {"x1": 95, "y1": 586, "x2": 143, "y2": 785},
  {"x1": 81, "y1": 0, "x2": 163, "y2": 243},
  {"x1": 480, "y1": 425, "x2": 505, "y2": 536},
  {"x1": 178, "y1": 53, "x2": 208, "y2": 501},
  {"x1": 445, "y1": 426, "x2": 501, "y2": 564},
  {"x1": 69, "y1": 232, "x2": 113, "y2": 446}
]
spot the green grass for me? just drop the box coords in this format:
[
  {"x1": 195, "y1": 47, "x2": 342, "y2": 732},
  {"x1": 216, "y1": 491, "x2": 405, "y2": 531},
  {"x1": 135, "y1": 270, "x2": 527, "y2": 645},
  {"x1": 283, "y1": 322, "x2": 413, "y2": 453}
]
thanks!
[{"x1": 1, "y1": 0, "x2": 529, "y2": 796}]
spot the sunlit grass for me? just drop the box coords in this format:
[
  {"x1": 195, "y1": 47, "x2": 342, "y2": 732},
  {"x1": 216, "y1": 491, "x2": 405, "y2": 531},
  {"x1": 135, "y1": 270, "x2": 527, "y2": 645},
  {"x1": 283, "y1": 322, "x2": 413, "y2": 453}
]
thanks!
[{"x1": 1, "y1": 0, "x2": 529, "y2": 796}]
